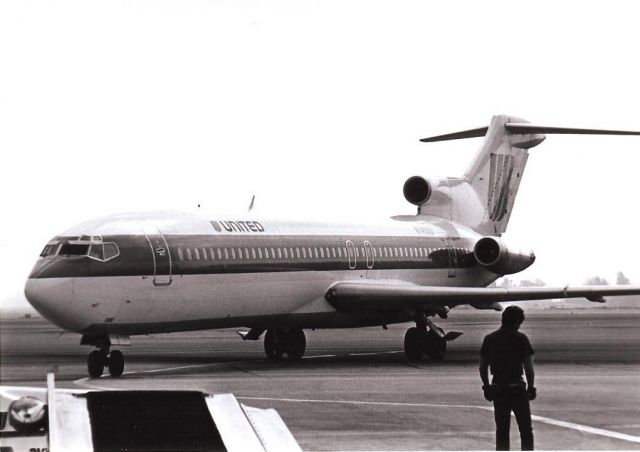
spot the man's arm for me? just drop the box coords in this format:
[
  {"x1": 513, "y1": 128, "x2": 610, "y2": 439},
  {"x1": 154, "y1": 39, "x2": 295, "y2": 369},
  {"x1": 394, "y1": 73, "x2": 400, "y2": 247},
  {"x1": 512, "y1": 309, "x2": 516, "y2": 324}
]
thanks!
[
  {"x1": 479, "y1": 356, "x2": 490, "y2": 386},
  {"x1": 523, "y1": 355, "x2": 535, "y2": 388}
]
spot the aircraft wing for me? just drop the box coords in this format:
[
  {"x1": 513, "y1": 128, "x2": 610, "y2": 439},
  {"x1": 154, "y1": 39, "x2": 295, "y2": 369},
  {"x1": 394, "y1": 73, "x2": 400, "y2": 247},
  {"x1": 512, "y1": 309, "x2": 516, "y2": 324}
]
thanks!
[{"x1": 325, "y1": 282, "x2": 640, "y2": 311}]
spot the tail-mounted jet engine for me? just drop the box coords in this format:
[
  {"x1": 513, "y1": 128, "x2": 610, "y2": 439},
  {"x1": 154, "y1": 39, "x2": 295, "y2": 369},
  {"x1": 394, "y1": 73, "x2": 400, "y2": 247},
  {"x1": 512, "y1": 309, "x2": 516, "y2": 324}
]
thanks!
[
  {"x1": 403, "y1": 176, "x2": 432, "y2": 206},
  {"x1": 474, "y1": 237, "x2": 535, "y2": 275}
]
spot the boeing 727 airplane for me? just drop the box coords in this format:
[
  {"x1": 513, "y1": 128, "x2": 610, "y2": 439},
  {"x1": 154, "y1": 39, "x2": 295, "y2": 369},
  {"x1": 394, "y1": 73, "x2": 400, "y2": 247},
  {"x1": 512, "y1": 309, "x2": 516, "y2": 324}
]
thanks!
[{"x1": 24, "y1": 115, "x2": 640, "y2": 378}]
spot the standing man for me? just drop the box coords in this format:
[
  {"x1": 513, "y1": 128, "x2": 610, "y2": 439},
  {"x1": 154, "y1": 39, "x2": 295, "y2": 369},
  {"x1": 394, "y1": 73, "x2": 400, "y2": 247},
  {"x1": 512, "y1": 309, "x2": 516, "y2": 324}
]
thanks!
[{"x1": 479, "y1": 305, "x2": 537, "y2": 451}]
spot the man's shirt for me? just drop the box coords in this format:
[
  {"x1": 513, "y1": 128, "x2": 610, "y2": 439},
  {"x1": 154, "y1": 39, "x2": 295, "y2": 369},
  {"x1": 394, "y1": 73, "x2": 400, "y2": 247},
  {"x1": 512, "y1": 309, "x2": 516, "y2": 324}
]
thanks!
[{"x1": 481, "y1": 326, "x2": 534, "y2": 385}]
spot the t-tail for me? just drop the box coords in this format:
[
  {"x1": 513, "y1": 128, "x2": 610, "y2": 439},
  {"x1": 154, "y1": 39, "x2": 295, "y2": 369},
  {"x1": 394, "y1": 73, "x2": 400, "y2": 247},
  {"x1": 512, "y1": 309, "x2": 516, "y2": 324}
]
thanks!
[{"x1": 402, "y1": 115, "x2": 640, "y2": 236}]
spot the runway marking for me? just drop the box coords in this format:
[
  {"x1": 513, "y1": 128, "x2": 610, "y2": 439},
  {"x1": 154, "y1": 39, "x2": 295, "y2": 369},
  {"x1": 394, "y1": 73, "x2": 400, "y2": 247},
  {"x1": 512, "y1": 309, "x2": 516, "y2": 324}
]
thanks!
[
  {"x1": 72, "y1": 350, "x2": 395, "y2": 387},
  {"x1": 529, "y1": 414, "x2": 640, "y2": 444},
  {"x1": 238, "y1": 396, "x2": 640, "y2": 444}
]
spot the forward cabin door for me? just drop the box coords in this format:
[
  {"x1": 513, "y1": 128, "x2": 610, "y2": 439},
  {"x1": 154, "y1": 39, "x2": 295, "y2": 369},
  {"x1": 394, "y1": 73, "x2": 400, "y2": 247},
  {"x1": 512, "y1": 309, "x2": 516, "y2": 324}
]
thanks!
[{"x1": 145, "y1": 229, "x2": 173, "y2": 286}]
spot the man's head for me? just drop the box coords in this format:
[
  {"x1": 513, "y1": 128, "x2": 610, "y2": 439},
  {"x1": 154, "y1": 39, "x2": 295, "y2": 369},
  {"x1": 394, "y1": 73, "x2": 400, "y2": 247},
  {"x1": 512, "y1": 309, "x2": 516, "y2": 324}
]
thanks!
[{"x1": 502, "y1": 305, "x2": 525, "y2": 329}]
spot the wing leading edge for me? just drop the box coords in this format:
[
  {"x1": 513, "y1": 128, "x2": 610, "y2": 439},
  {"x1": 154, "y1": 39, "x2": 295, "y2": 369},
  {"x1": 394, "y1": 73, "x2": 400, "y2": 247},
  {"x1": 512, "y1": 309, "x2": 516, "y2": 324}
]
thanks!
[{"x1": 325, "y1": 282, "x2": 640, "y2": 311}]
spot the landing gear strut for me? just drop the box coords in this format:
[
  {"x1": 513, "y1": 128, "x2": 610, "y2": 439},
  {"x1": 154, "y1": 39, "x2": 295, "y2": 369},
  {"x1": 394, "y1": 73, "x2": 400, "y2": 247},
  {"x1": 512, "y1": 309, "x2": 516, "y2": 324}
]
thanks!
[
  {"x1": 404, "y1": 315, "x2": 459, "y2": 361},
  {"x1": 264, "y1": 328, "x2": 306, "y2": 361}
]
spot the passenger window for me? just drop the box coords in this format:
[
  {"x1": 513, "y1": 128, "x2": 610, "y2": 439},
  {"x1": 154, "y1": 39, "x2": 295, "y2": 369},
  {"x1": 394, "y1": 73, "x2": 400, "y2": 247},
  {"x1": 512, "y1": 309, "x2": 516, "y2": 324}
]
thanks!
[
  {"x1": 252, "y1": 248, "x2": 257, "y2": 259},
  {"x1": 332, "y1": 248, "x2": 337, "y2": 258},
  {"x1": 319, "y1": 248, "x2": 324, "y2": 258},
  {"x1": 202, "y1": 248, "x2": 208, "y2": 260},
  {"x1": 283, "y1": 248, "x2": 288, "y2": 259},
  {"x1": 210, "y1": 248, "x2": 215, "y2": 259},
  {"x1": 308, "y1": 247, "x2": 313, "y2": 258},
  {"x1": 290, "y1": 247, "x2": 295, "y2": 258},
  {"x1": 258, "y1": 248, "x2": 263, "y2": 259},
  {"x1": 195, "y1": 248, "x2": 200, "y2": 260},
  {"x1": 224, "y1": 249, "x2": 229, "y2": 260},
  {"x1": 237, "y1": 248, "x2": 243, "y2": 259},
  {"x1": 271, "y1": 247, "x2": 276, "y2": 258},
  {"x1": 187, "y1": 248, "x2": 193, "y2": 260},
  {"x1": 264, "y1": 248, "x2": 269, "y2": 259},
  {"x1": 178, "y1": 247, "x2": 184, "y2": 261},
  {"x1": 302, "y1": 248, "x2": 307, "y2": 258},
  {"x1": 245, "y1": 247, "x2": 250, "y2": 259},
  {"x1": 231, "y1": 248, "x2": 236, "y2": 259},
  {"x1": 217, "y1": 249, "x2": 222, "y2": 259}
]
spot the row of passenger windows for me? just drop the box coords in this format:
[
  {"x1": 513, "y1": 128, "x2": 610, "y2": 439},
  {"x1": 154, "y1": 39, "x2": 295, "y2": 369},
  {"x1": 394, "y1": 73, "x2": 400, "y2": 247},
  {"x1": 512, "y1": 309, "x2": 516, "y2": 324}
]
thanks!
[{"x1": 176, "y1": 245, "x2": 470, "y2": 262}]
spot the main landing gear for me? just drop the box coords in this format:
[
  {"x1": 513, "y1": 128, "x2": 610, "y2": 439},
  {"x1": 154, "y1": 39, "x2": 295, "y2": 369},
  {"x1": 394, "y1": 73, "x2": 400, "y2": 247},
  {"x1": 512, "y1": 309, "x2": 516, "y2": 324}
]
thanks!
[
  {"x1": 82, "y1": 334, "x2": 129, "y2": 378},
  {"x1": 403, "y1": 315, "x2": 462, "y2": 361},
  {"x1": 264, "y1": 328, "x2": 306, "y2": 361}
]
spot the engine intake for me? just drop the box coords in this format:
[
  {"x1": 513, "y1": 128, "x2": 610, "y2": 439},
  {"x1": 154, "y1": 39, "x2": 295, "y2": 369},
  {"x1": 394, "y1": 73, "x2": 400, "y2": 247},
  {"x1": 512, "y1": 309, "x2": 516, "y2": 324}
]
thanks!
[
  {"x1": 474, "y1": 237, "x2": 535, "y2": 275},
  {"x1": 403, "y1": 176, "x2": 432, "y2": 206}
]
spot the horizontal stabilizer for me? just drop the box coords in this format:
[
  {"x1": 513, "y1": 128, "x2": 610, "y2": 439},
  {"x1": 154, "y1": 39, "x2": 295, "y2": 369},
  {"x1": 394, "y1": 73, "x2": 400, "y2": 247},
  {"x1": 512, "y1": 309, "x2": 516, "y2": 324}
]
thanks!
[
  {"x1": 505, "y1": 123, "x2": 640, "y2": 136},
  {"x1": 419, "y1": 127, "x2": 488, "y2": 142},
  {"x1": 420, "y1": 122, "x2": 640, "y2": 142}
]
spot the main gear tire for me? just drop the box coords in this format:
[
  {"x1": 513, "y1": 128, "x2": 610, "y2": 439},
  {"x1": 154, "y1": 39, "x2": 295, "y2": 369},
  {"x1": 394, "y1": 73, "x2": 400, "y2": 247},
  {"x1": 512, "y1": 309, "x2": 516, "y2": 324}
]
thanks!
[
  {"x1": 264, "y1": 329, "x2": 284, "y2": 361},
  {"x1": 424, "y1": 330, "x2": 447, "y2": 361},
  {"x1": 285, "y1": 329, "x2": 306, "y2": 361},
  {"x1": 404, "y1": 327, "x2": 424, "y2": 361}
]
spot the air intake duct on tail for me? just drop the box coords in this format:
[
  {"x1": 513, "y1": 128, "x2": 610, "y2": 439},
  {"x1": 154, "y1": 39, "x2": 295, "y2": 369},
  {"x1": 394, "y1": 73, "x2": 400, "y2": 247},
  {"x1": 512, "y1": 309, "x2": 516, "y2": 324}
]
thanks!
[{"x1": 474, "y1": 237, "x2": 535, "y2": 275}]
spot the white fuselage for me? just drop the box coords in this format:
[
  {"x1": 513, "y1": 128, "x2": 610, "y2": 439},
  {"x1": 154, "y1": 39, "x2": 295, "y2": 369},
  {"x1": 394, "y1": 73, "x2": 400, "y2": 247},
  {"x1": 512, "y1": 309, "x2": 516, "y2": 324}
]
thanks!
[{"x1": 25, "y1": 211, "x2": 494, "y2": 337}]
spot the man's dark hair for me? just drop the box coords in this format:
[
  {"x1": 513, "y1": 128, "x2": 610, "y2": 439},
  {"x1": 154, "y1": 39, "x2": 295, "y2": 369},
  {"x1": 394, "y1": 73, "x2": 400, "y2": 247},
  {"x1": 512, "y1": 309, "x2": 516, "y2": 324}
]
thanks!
[{"x1": 502, "y1": 305, "x2": 525, "y2": 326}]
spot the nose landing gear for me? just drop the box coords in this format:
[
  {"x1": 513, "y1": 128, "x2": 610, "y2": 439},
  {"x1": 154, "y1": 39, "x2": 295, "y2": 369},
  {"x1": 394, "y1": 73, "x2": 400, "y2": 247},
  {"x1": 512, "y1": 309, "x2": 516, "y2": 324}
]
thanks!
[
  {"x1": 87, "y1": 349, "x2": 125, "y2": 378},
  {"x1": 82, "y1": 334, "x2": 129, "y2": 378}
]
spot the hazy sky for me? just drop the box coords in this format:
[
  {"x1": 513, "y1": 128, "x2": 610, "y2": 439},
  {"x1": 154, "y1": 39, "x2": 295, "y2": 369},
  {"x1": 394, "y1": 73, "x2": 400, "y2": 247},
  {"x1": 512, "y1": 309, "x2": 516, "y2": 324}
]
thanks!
[{"x1": 1, "y1": 0, "x2": 639, "y2": 309}]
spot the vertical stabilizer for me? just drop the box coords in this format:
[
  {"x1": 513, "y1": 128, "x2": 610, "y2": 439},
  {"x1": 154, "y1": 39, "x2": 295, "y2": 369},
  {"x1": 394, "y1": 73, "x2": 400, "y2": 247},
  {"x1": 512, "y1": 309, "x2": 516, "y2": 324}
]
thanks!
[
  {"x1": 464, "y1": 115, "x2": 544, "y2": 235},
  {"x1": 417, "y1": 115, "x2": 545, "y2": 236},
  {"x1": 418, "y1": 115, "x2": 639, "y2": 235}
]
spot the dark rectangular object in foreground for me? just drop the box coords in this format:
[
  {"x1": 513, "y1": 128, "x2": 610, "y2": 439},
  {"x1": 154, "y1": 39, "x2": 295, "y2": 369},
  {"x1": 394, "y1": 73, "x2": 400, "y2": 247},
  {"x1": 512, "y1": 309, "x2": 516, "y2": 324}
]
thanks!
[{"x1": 86, "y1": 390, "x2": 226, "y2": 452}]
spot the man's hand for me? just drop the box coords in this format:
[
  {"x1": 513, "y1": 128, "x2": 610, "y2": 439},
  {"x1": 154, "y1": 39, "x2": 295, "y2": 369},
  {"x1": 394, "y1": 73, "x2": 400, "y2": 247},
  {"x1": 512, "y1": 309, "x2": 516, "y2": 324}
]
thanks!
[
  {"x1": 482, "y1": 385, "x2": 495, "y2": 402},
  {"x1": 527, "y1": 386, "x2": 537, "y2": 401}
]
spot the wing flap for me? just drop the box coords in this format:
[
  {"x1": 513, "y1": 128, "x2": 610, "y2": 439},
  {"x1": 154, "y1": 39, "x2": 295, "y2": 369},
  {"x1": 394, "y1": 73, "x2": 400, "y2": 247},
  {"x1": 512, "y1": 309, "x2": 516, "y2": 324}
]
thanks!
[{"x1": 325, "y1": 282, "x2": 640, "y2": 311}]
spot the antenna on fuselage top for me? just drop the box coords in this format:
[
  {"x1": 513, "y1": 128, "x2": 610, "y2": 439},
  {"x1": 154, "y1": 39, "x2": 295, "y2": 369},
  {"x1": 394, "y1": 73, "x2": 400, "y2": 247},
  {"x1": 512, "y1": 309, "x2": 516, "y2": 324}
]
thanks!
[{"x1": 248, "y1": 195, "x2": 256, "y2": 212}]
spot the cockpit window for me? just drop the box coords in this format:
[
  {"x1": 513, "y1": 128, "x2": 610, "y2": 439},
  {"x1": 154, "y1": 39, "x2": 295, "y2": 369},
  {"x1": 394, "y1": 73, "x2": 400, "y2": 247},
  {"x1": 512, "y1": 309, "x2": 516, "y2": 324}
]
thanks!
[
  {"x1": 53, "y1": 236, "x2": 120, "y2": 261},
  {"x1": 89, "y1": 244, "x2": 104, "y2": 260},
  {"x1": 59, "y1": 244, "x2": 90, "y2": 256},
  {"x1": 103, "y1": 243, "x2": 119, "y2": 260},
  {"x1": 40, "y1": 243, "x2": 60, "y2": 257}
]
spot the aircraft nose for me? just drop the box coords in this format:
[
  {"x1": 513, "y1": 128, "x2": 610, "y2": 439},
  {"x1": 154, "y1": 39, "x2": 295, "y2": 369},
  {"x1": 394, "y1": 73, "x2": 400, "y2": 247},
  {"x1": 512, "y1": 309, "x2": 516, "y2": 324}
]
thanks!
[{"x1": 24, "y1": 276, "x2": 75, "y2": 331}]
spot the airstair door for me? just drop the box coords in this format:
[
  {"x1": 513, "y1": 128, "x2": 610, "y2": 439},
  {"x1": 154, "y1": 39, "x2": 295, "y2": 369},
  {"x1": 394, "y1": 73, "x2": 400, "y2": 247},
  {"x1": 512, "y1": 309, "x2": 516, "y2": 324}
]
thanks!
[{"x1": 145, "y1": 231, "x2": 172, "y2": 286}]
